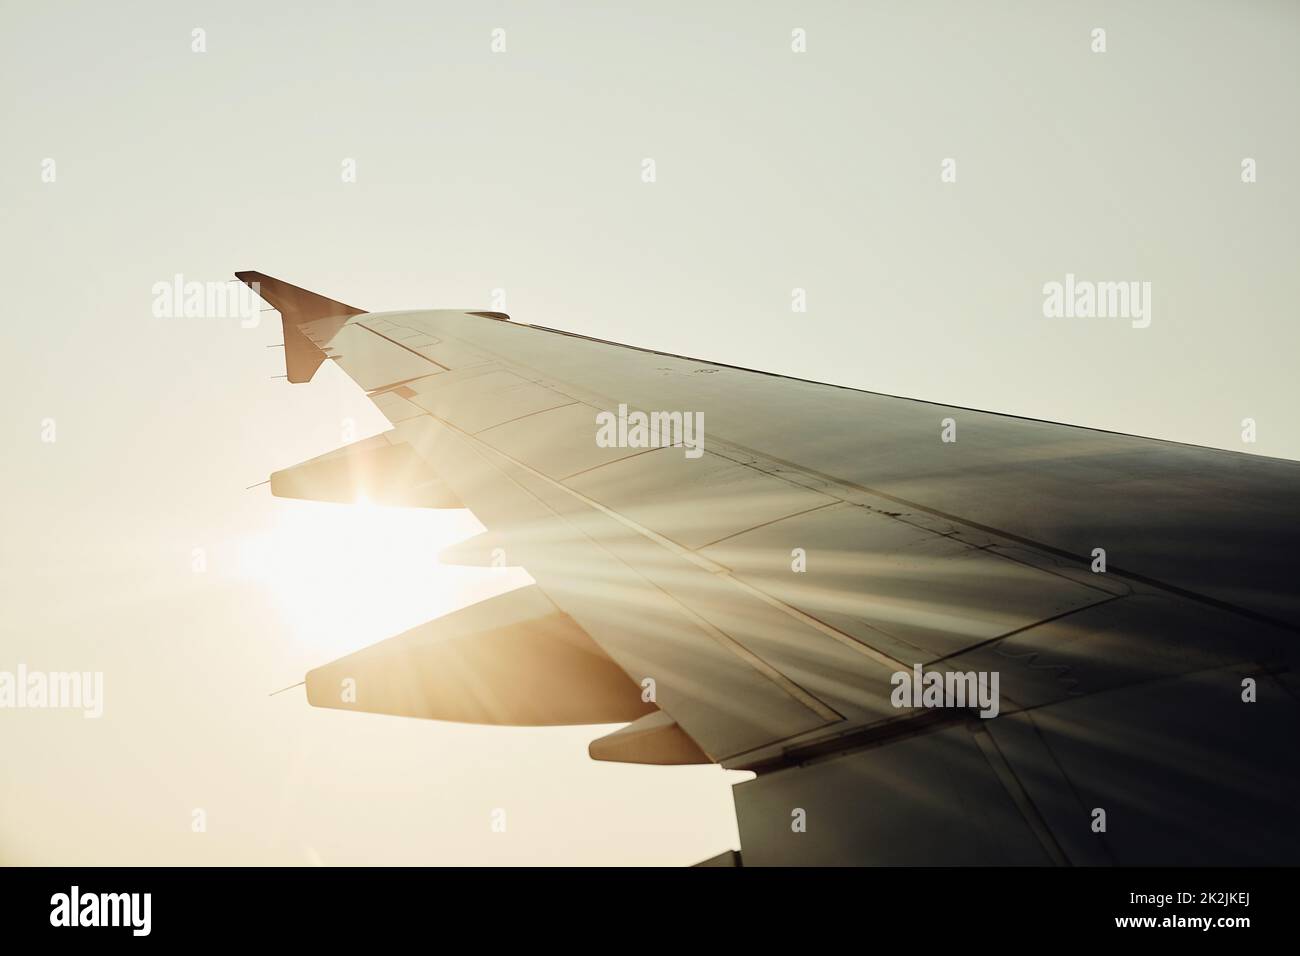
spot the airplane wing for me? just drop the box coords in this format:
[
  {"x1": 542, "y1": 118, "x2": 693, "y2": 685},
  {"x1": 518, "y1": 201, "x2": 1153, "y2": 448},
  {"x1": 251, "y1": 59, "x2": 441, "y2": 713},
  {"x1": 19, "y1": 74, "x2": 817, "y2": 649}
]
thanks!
[{"x1": 238, "y1": 271, "x2": 1300, "y2": 866}]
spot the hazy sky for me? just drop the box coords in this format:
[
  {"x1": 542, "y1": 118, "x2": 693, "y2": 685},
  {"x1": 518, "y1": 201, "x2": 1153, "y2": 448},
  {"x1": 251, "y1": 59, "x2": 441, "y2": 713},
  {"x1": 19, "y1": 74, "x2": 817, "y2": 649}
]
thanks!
[{"x1": 2, "y1": 1, "x2": 1296, "y2": 864}]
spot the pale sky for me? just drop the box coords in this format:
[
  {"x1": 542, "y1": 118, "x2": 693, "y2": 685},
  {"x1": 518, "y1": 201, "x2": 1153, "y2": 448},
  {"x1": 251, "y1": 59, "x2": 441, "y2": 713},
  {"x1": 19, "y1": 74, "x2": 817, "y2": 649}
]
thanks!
[{"x1": 1, "y1": 1, "x2": 1296, "y2": 864}]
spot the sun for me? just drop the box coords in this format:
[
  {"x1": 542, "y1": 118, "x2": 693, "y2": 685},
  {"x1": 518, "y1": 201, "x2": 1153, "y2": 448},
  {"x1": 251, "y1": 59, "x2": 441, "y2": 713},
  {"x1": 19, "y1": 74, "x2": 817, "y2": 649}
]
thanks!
[{"x1": 237, "y1": 496, "x2": 531, "y2": 670}]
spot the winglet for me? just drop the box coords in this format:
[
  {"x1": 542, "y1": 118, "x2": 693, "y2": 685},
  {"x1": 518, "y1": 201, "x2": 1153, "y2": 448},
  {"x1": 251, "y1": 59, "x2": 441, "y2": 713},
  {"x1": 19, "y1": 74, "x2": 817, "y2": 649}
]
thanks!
[
  {"x1": 234, "y1": 271, "x2": 365, "y2": 324},
  {"x1": 235, "y1": 271, "x2": 367, "y2": 384}
]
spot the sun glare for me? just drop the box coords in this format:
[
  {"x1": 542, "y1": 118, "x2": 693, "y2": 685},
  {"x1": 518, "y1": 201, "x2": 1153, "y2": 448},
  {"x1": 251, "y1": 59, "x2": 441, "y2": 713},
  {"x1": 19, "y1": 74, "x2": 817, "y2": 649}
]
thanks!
[{"x1": 238, "y1": 497, "x2": 531, "y2": 670}]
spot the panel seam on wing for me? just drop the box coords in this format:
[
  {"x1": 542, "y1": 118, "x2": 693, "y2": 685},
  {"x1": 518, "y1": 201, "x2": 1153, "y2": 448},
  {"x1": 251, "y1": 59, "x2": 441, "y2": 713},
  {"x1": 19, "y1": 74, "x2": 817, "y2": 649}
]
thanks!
[{"x1": 421, "y1": 413, "x2": 845, "y2": 724}]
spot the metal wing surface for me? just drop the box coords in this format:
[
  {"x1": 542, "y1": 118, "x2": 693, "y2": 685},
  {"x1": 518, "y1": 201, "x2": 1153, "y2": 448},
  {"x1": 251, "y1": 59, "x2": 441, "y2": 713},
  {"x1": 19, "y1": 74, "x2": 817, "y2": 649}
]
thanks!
[{"x1": 239, "y1": 272, "x2": 1300, "y2": 866}]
